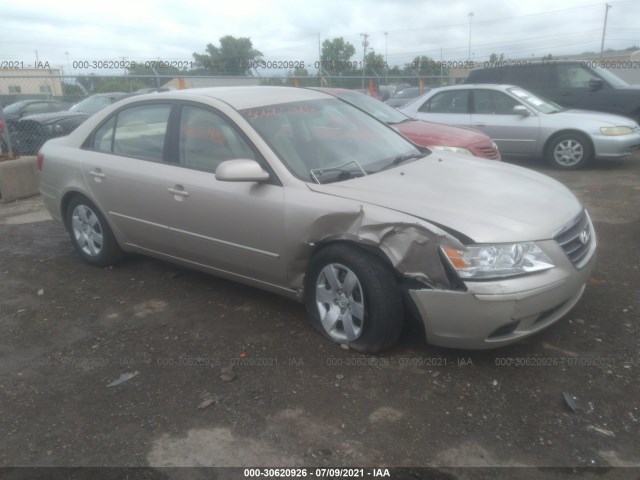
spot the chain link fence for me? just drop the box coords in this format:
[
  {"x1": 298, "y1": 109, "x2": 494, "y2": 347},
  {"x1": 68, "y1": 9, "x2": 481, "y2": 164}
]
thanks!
[{"x1": 0, "y1": 72, "x2": 457, "y2": 158}]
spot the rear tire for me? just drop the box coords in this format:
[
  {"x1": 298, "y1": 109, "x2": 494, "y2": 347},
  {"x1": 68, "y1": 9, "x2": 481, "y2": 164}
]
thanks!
[
  {"x1": 65, "y1": 196, "x2": 124, "y2": 267},
  {"x1": 304, "y1": 244, "x2": 403, "y2": 353},
  {"x1": 545, "y1": 132, "x2": 593, "y2": 169}
]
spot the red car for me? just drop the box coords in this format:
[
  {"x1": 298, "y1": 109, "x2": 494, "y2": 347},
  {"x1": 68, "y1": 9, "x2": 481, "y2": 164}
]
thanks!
[{"x1": 314, "y1": 88, "x2": 500, "y2": 160}]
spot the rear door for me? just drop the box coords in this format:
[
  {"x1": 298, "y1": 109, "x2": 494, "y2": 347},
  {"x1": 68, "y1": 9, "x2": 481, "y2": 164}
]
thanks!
[
  {"x1": 410, "y1": 89, "x2": 471, "y2": 128},
  {"x1": 80, "y1": 102, "x2": 181, "y2": 254}
]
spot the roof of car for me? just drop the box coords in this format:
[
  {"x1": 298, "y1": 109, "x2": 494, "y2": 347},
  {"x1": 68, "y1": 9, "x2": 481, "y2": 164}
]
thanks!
[{"x1": 146, "y1": 86, "x2": 331, "y2": 110}]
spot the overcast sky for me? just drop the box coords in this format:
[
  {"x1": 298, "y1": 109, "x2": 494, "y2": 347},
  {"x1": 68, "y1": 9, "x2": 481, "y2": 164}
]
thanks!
[{"x1": 2, "y1": 0, "x2": 639, "y2": 75}]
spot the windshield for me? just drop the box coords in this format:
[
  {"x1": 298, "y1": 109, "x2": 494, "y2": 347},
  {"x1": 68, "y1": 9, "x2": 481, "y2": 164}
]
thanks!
[
  {"x1": 242, "y1": 98, "x2": 423, "y2": 183},
  {"x1": 338, "y1": 92, "x2": 409, "y2": 124},
  {"x1": 3, "y1": 101, "x2": 29, "y2": 114},
  {"x1": 393, "y1": 88, "x2": 420, "y2": 99},
  {"x1": 70, "y1": 95, "x2": 117, "y2": 114},
  {"x1": 507, "y1": 87, "x2": 565, "y2": 113},
  {"x1": 591, "y1": 66, "x2": 629, "y2": 88}
]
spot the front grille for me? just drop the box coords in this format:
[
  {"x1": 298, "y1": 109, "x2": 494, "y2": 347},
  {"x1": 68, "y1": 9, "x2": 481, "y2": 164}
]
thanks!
[
  {"x1": 477, "y1": 146, "x2": 500, "y2": 159},
  {"x1": 554, "y1": 210, "x2": 594, "y2": 268}
]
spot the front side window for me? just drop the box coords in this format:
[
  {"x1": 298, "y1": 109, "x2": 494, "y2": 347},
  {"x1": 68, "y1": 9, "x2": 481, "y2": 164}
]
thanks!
[
  {"x1": 473, "y1": 90, "x2": 520, "y2": 115},
  {"x1": 90, "y1": 104, "x2": 171, "y2": 161},
  {"x1": 178, "y1": 106, "x2": 255, "y2": 172},
  {"x1": 419, "y1": 90, "x2": 469, "y2": 113},
  {"x1": 557, "y1": 65, "x2": 595, "y2": 88}
]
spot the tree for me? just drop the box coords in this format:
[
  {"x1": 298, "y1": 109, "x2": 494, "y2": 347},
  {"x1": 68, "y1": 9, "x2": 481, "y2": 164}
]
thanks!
[
  {"x1": 489, "y1": 53, "x2": 505, "y2": 63},
  {"x1": 403, "y1": 56, "x2": 447, "y2": 86},
  {"x1": 320, "y1": 37, "x2": 356, "y2": 75},
  {"x1": 542, "y1": 54, "x2": 554, "y2": 61},
  {"x1": 192, "y1": 36, "x2": 263, "y2": 76},
  {"x1": 363, "y1": 50, "x2": 387, "y2": 75},
  {"x1": 283, "y1": 67, "x2": 316, "y2": 87}
]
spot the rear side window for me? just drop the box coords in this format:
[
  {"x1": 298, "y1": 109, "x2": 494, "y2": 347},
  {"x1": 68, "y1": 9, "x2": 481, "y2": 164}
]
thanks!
[
  {"x1": 506, "y1": 65, "x2": 555, "y2": 89},
  {"x1": 90, "y1": 104, "x2": 171, "y2": 162},
  {"x1": 419, "y1": 90, "x2": 469, "y2": 113}
]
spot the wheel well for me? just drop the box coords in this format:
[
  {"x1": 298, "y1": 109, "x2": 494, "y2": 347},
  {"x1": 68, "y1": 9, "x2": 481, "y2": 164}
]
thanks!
[
  {"x1": 60, "y1": 191, "x2": 95, "y2": 231},
  {"x1": 543, "y1": 130, "x2": 594, "y2": 157},
  {"x1": 310, "y1": 240, "x2": 397, "y2": 275}
]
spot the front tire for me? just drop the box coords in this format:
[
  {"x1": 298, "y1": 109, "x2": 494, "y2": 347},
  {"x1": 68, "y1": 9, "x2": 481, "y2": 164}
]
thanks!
[
  {"x1": 545, "y1": 133, "x2": 593, "y2": 169},
  {"x1": 65, "y1": 196, "x2": 124, "y2": 267},
  {"x1": 304, "y1": 244, "x2": 403, "y2": 353}
]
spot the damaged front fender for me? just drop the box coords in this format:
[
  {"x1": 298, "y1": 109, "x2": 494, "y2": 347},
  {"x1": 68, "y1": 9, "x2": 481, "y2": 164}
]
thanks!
[{"x1": 285, "y1": 200, "x2": 466, "y2": 294}]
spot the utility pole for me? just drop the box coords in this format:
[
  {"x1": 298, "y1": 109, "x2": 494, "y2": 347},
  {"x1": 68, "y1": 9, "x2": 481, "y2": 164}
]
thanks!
[
  {"x1": 468, "y1": 12, "x2": 473, "y2": 63},
  {"x1": 600, "y1": 3, "x2": 612, "y2": 59},
  {"x1": 318, "y1": 33, "x2": 323, "y2": 86},
  {"x1": 384, "y1": 32, "x2": 388, "y2": 86},
  {"x1": 360, "y1": 33, "x2": 369, "y2": 89}
]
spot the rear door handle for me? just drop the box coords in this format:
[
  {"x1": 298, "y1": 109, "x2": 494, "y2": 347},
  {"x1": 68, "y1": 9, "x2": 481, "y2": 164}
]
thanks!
[{"x1": 472, "y1": 123, "x2": 486, "y2": 127}]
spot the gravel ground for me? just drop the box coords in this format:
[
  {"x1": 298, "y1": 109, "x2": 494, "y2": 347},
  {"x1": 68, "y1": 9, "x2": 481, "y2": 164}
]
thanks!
[{"x1": 0, "y1": 153, "x2": 638, "y2": 479}]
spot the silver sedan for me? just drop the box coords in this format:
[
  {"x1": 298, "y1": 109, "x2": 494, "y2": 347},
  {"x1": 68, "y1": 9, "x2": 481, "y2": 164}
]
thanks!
[
  {"x1": 39, "y1": 87, "x2": 596, "y2": 352},
  {"x1": 399, "y1": 84, "x2": 640, "y2": 169}
]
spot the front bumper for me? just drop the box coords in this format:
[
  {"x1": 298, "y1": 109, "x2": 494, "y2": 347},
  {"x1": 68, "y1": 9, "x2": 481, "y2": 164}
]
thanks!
[
  {"x1": 592, "y1": 131, "x2": 640, "y2": 159},
  {"x1": 408, "y1": 234, "x2": 596, "y2": 350}
]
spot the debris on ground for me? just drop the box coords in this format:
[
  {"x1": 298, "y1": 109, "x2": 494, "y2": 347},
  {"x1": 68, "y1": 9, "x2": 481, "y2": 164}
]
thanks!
[
  {"x1": 219, "y1": 367, "x2": 237, "y2": 382},
  {"x1": 107, "y1": 371, "x2": 140, "y2": 387},
  {"x1": 562, "y1": 392, "x2": 580, "y2": 413}
]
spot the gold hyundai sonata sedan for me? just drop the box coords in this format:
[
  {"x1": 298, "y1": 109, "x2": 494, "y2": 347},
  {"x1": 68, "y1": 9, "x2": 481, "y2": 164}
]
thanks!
[{"x1": 38, "y1": 86, "x2": 596, "y2": 353}]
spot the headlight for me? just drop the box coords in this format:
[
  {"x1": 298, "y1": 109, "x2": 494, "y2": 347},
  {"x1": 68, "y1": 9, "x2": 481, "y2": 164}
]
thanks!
[
  {"x1": 441, "y1": 243, "x2": 554, "y2": 280},
  {"x1": 600, "y1": 126, "x2": 633, "y2": 136},
  {"x1": 428, "y1": 146, "x2": 473, "y2": 156}
]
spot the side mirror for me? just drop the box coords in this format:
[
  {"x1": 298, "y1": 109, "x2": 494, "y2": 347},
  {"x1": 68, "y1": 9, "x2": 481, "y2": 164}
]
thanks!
[
  {"x1": 588, "y1": 78, "x2": 604, "y2": 91},
  {"x1": 513, "y1": 105, "x2": 530, "y2": 116},
  {"x1": 215, "y1": 159, "x2": 269, "y2": 182}
]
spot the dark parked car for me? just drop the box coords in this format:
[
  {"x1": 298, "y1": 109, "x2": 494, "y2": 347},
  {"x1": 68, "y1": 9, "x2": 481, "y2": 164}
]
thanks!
[
  {"x1": 1, "y1": 99, "x2": 69, "y2": 123},
  {"x1": 9, "y1": 93, "x2": 135, "y2": 155},
  {"x1": 385, "y1": 87, "x2": 425, "y2": 108},
  {"x1": 465, "y1": 60, "x2": 640, "y2": 123},
  {"x1": 69, "y1": 92, "x2": 134, "y2": 115},
  {"x1": 12, "y1": 111, "x2": 88, "y2": 155}
]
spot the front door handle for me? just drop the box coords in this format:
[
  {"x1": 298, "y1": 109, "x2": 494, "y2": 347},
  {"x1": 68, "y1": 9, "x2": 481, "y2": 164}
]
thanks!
[
  {"x1": 89, "y1": 169, "x2": 106, "y2": 182},
  {"x1": 168, "y1": 185, "x2": 190, "y2": 200}
]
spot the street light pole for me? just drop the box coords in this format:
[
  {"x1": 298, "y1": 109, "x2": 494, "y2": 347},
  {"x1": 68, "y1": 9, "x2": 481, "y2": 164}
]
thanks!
[
  {"x1": 600, "y1": 3, "x2": 612, "y2": 59},
  {"x1": 468, "y1": 12, "x2": 474, "y2": 63},
  {"x1": 360, "y1": 33, "x2": 369, "y2": 89}
]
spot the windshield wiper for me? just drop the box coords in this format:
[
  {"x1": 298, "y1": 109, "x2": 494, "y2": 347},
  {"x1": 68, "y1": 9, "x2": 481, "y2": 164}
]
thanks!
[
  {"x1": 310, "y1": 160, "x2": 368, "y2": 184},
  {"x1": 375, "y1": 152, "x2": 427, "y2": 172}
]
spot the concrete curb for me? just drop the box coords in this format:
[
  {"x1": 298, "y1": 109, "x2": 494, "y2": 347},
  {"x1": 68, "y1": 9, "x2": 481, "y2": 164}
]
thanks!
[{"x1": 0, "y1": 156, "x2": 41, "y2": 204}]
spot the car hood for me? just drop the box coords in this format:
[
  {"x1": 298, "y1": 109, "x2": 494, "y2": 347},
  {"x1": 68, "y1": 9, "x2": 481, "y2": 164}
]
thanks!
[
  {"x1": 554, "y1": 109, "x2": 638, "y2": 127},
  {"x1": 307, "y1": 154, "x2": 582, "y2": 243},
  {"x1": 392, "y1": 120, "x2": 490, "y2": 147}
]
